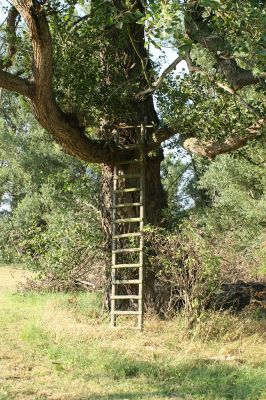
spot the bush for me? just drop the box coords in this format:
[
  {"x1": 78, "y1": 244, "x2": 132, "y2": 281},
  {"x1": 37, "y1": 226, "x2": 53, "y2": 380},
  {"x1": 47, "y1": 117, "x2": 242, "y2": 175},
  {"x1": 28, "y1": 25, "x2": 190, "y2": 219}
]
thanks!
[{"x1": 144, "y1": 222, "x2": 221, "y2": 328}]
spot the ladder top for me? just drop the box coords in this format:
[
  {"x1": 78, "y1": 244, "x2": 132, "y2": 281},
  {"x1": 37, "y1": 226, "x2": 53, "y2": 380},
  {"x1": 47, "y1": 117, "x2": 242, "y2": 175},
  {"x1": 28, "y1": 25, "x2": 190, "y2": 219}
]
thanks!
[
  {"x1": 114, "y1": 124, "x2": 154, "y2": 129},
  {"x1": 117, "y1": 144, "x2": 141, "y2": 150},
  {"x1": 116, "y1": 159, "x2": 142, "y2": 165}
]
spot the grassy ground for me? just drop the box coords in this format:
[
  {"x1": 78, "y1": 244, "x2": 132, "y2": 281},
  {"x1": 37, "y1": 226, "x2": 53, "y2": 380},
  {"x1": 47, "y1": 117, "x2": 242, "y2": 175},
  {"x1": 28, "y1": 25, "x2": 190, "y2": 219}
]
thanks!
[
  {"x1": 0, "y1": 266, "x2": 30, "y2": 293},
  {"x1": 0, "y1": 267, "x2": 265, "y2": 400}
]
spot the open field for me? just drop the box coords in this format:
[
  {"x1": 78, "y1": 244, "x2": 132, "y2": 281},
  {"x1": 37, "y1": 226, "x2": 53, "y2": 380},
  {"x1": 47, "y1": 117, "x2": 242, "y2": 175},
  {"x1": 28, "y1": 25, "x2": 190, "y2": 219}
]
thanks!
[{"x1": 0, "y1": 267, "x2": 265, "y2": 400}]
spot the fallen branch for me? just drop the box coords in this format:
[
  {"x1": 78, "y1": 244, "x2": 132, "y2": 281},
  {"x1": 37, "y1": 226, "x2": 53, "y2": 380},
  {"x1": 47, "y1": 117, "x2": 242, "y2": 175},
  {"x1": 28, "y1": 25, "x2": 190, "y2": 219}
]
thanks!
[{"x1": 74, "y1": 279, "x2": 96, "y2": 289}]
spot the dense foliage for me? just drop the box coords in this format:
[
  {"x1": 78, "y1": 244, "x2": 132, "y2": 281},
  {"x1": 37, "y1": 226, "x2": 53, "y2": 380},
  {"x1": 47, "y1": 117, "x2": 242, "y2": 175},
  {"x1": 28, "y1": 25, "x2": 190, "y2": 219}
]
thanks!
[{"x1": 0, "y1": 95, "x2": 105, "y2": 289}]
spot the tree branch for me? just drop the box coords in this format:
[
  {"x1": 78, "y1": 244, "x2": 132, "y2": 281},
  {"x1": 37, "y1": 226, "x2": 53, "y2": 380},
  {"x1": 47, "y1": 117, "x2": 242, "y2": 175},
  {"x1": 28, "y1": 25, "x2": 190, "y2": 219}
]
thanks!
[
  {"x1": 0, "y1": 69, "x2": 33, "y2": 98},
  {"x1": 137, "y1": 56, "x2": 184, "y2": 96},
  {"x1": 5, "y1": 1, "x2": 110, "y2": 164},
  {"x1": 185, "y1": 52, "x2": 261, "y2": 117},
  {"x1": 183, "y1": 119, "x2": 265, "y2": 159},
  {"x1": 148, "y1": 125, "x2": 176, "y2": 149},
  {"x1": 3, "y1": 6, "x2": 20, "y2": 69},
  {"x1": 185, "y1": 3, "x2": 260, "y2": 90}
]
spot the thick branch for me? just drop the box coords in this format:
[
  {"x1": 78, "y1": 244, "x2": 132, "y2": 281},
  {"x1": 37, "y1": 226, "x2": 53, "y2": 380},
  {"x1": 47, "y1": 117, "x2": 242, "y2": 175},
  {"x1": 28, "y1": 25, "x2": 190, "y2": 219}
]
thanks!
[
  {"x1": 185, "y1": 3, "x2": 260, "y2": 90},
  {"x1": 185, "y1": 53, "x2": 261, "y2": 116},
  {"x1": 4, "y1": 6, "x2": 20, "y2": 69},
  {"x1": 148, "y1": 125, "x2": 176, "y2": 149},
  {"x1": 7, "y1": 1, "x2": 110, "y2": 164},
  {"x1": 183, "y1": 119, "x2": 265, "y2": 159},
  {"x1": 0, "y1": 69, "x2": 33, "y2": 97}
]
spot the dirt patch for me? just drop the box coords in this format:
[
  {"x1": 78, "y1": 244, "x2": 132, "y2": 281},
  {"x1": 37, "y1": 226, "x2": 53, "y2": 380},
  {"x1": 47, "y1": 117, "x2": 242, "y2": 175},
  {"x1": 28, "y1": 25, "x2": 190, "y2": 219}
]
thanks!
[{"x1": 0, "y1": 267, "x2": 32, "y2": 293}]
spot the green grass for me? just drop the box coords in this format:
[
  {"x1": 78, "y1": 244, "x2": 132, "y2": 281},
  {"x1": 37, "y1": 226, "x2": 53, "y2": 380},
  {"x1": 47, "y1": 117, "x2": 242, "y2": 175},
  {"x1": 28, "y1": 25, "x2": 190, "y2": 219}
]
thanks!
[{"x1": 0, "y1": 270, "x2": 265, "y2": 399}]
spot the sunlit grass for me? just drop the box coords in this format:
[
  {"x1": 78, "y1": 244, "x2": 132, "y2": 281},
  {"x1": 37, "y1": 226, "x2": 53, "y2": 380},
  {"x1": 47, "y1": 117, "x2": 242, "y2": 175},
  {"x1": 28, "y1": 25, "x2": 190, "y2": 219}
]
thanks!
[
  {"x1": 0, "y1": 268, "x2": 265, "y2": 400},
  {"x1": 0, "y1": 265, "x2": 30, "y2": 293}
]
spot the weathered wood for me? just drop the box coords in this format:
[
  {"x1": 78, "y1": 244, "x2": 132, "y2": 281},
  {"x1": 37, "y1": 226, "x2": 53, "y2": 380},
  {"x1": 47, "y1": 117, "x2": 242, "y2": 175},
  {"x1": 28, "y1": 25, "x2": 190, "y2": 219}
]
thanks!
[
  {"x1": 110, "y1": 295, "x2": 141, "y2": 299},
  {"x1": 114, "y1": 217, "x2": 142, "y2": 223},
  {"x1": 116, "y1": 159, "x2": 141, "y2": 165},
  {"x1": 114, "y1": 188, "x2": 140, "y2": 194},
  {"x1": 111, "y1": 311, "x2": 142, "y2": 315},
  {"x1": 113, "y1": 232, "x2": 141, "y2": 239},
  {"x1": 114, "y1": 173, "x2": 141, "y2": 180},
  {"x1": 112, "y1": 263, "x2": 142, "y2": 269},
  {"x1": 110, "y1": 124, "x2": 146, "y2": 330},
  {"x1": 111, "y1": 164, "x2": 118, "y2": 327},
  {"x1": 114, "y1": 202, "x2": 142, "y2": 208},
  {"x1": 113, "y1": 279, "x2": 141, "y2": 284},
  {"x1": 117, "y1": 144, "x2": 140, "y2": 150},
  {"x1": 112, "y1": 247, "x2": 141, "y2": 254},
  {"x1": 138, "y1": 123, "x2": 145, "y2": 331}
]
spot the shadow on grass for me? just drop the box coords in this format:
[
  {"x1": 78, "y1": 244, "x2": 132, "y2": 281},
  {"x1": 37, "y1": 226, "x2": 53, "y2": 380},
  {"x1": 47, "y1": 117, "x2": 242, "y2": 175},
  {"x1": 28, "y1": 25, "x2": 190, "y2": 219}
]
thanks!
[{"x1": 75, "y1": 354, "x2": 265, "y2": 400}]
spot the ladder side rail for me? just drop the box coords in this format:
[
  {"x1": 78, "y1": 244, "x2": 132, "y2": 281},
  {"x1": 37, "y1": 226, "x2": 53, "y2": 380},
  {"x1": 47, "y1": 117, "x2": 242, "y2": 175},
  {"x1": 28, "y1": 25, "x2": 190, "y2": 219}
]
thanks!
[
  {"x1": 111, "y1": 164, "x2": 118, "y2": 327},
  {"x1": 138, "y1": 123, "x2": 146, "y2": 331}
]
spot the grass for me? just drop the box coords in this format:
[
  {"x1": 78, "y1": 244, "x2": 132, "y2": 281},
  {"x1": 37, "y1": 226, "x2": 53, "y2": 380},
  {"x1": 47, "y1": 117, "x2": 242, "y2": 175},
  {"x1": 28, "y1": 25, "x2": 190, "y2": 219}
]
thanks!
[
  {"x1": 0, "y1": 265, "x2": 30, "y2": 293},
  {"x1": 0, "y1": 268, "x2": 265, "y2": 400}
]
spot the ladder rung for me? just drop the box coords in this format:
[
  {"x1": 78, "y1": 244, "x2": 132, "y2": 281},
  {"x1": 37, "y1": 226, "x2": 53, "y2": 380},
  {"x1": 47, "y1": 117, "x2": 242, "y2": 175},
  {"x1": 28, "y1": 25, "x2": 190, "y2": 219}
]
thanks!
[
  {"x1": 116, "y1": 159, "x2": 142, "y2": 165},
  {"x1": 118, "y1": 144, "x2": 140, "y2": 150},
  {"x1": 112, "y1": 247, "x2": 141, "y2": 254},
  {"x1": 113, "y1": 232, "x2": 141, "y2": 239},
  {"x1": 114, "y1": 202, "x2": 142, "y2": 208},
  {"x1": 114, "y1": 188, "x2": 140, "y2": 194},
  {"x1": 110, "y1": 295, "x2": 141, "y2": 300},
  {"x1": 112, "y1": 263, "x2": 142, "y2": 269},
  {"x1": 113, "y1": 279, "x2": 141, "y2": 284},
  {"x1": 111, "y1": 311, "x2": 141, "y2": 315},
  {"x1": 114, "y1": 173, "x2": 141, "y2": 180},
  {"x1": 115, "y1": 124, "x2": 154, "y2": 129},
  {"x1": 114, "y1": 217, "x2": 142, "y2": 223}
]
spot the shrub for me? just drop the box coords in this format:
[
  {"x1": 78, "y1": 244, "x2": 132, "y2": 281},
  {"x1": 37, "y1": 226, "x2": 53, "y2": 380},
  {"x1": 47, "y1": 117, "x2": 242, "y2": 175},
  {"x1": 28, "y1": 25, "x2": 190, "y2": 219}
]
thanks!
[{"x1": 144, "y1": 222, "x2": 221, "y2": 328}]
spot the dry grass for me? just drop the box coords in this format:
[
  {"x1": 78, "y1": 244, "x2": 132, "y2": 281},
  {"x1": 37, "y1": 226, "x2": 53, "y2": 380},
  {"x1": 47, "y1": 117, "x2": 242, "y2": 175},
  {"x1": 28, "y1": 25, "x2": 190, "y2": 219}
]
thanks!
[
  {"x1": 0, "y1": 267, "x2": 265, "y2": 400},
  {"x1": 0, "y1": 265, "x2": 32, "y2": 293}
]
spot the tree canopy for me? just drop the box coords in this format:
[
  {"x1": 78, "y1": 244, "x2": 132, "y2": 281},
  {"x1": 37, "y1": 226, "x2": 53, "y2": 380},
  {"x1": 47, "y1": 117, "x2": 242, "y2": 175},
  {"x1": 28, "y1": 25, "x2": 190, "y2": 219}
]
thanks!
[{"x1": 0, "y1": 0, "x2": 265, "y2": 163}]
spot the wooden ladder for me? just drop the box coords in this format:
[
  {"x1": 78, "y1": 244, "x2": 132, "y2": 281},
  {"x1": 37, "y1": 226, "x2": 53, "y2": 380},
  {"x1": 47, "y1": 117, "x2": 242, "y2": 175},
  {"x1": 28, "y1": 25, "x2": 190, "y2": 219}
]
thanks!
[{"x1": 111, "y1": 124, "x2": 146, "y2": 330}]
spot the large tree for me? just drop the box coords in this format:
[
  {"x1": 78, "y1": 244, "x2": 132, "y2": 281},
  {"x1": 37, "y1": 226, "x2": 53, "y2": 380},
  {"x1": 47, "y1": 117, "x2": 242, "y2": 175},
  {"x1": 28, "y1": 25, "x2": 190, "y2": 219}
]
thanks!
[{"x1": 0, "y1": 0, "x2": 265, "y2": 299}]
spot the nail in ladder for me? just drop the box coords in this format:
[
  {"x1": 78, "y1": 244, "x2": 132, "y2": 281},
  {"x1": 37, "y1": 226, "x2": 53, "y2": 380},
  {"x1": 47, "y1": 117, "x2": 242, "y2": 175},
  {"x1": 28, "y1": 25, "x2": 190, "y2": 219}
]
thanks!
[{"x1": 111, "y1": 124, "x2": 146, "y2": 330}]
